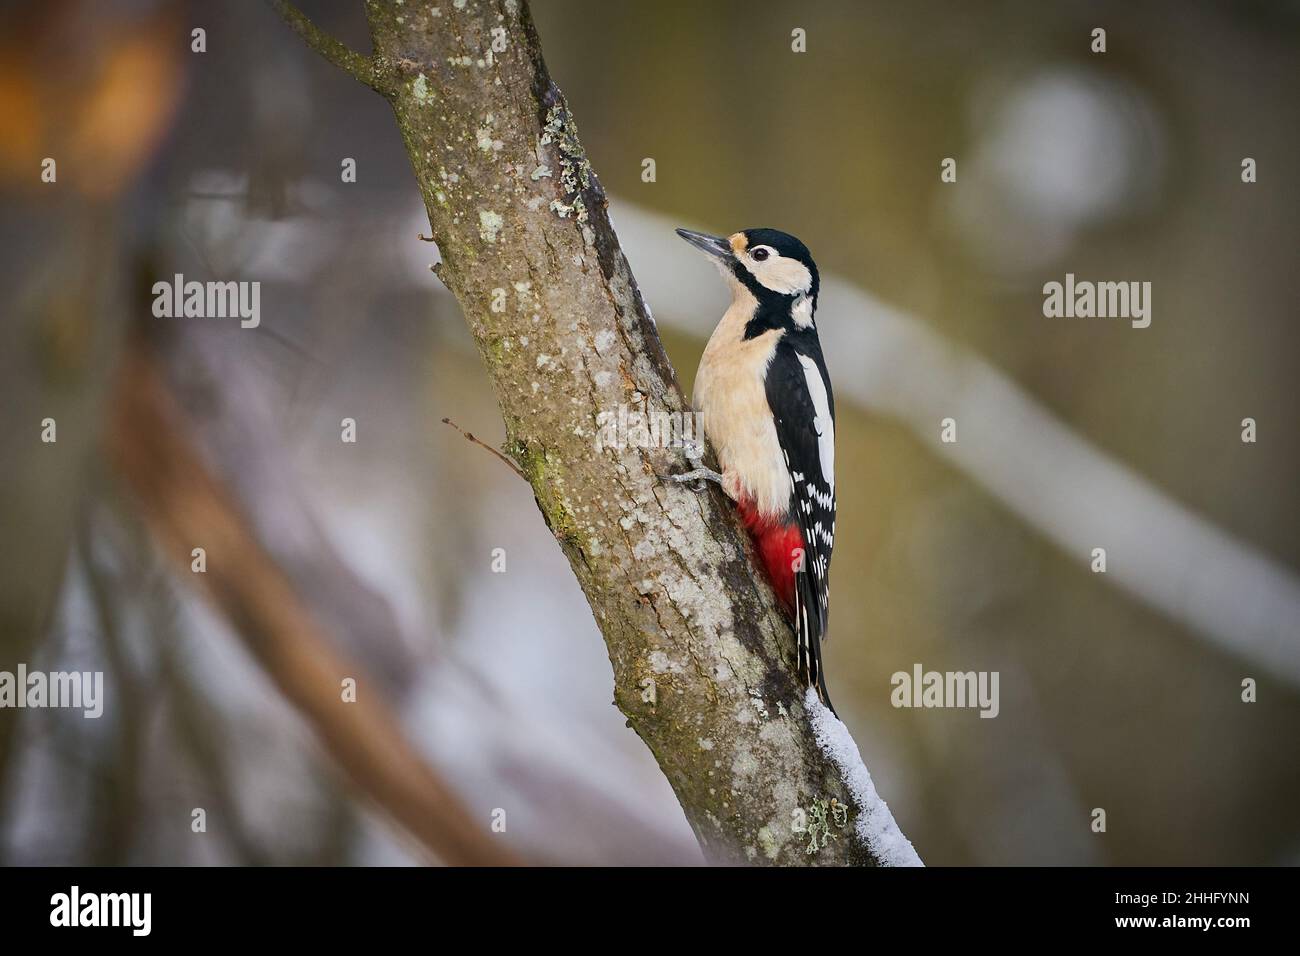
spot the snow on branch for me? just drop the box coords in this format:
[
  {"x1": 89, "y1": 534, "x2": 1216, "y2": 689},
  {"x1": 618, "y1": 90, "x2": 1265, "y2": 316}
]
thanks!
[{"x1": 806, "y1": 689, "x2": 923, "y2": 867}]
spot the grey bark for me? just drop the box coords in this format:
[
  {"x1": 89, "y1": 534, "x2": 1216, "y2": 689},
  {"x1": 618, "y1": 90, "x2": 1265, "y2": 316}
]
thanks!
[{"x1": 273, "y1": 0, "x2": 901, "y2": 865}]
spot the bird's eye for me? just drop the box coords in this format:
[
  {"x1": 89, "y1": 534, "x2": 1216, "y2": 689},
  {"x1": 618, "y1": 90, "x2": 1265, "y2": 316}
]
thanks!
[{"x1": 751, "y1": 247, "x2": 771, "y2": 261}]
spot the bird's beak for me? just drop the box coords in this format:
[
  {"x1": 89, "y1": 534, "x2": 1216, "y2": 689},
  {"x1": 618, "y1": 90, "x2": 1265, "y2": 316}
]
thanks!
[{"x1": 675, "y1": 228, "x2": 734, "y2": 262}]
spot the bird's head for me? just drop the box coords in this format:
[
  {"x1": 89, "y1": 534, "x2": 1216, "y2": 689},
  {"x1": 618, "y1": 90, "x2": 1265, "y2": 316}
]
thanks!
[{"x1": 676, "y1": 226, "x2": 820, "y2": 327}]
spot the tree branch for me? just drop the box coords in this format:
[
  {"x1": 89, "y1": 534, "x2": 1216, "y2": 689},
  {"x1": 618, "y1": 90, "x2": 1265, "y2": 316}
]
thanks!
[
  {"x1": 441, "y1": 417, "x2": 528, "y2": 482},
  {"x1": 286, "y1": 0, "x2": 918, "y2": 865},
  {"x1": 266, "y1": 0, "x2": 392, "y2": 95}
]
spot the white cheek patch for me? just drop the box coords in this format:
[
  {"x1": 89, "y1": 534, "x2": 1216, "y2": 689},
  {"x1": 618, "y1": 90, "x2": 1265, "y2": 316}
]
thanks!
[
  {"x1": 796, "y1": 353, "x2": 835, "y2": 492},
  {"x1": 792, "y1": 294, "x2": 815, "y2": 329},
  {"x1": 751, "y1": 257, "x2": 812, "y2": 295}
]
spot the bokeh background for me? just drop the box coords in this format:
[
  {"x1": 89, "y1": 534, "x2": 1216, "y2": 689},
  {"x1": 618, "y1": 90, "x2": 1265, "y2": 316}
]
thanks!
[{"x1": 1, "y1": 0, "x2": 1297, "y2": 865}]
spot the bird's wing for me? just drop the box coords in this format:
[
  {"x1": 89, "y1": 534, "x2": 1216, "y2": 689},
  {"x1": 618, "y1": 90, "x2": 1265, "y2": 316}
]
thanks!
[{"x1": 764, "y1": 336, "x2": 837, "y2": 704}]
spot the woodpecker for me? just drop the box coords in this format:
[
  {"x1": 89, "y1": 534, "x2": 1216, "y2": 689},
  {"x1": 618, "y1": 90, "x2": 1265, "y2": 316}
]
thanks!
[{"x1": 670, "y1": 227, "x2": 837, "y2": 712}]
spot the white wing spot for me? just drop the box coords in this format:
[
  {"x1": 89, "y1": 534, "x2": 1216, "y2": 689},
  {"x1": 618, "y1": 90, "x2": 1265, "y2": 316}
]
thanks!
[{"x1": 796, "y1": 354, "x2": 834, "y2": 492}]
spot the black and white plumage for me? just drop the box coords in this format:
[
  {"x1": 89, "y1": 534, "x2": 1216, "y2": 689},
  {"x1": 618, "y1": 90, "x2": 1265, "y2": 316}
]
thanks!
[
  {"x1": 673, "y1": 226, "x2": 838, "y2": 711},
  {"x1": 767, "y1": 335, "x2": 837, "y2": 706}
]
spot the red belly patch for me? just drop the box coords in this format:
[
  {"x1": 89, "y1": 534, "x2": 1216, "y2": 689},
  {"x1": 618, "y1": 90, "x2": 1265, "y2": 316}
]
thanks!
[{"x1": 736, "y1": 497, "x2": 801, "y2": 613}]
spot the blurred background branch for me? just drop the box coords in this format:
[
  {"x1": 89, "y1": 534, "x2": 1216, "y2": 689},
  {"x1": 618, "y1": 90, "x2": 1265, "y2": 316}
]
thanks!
[{"x1": 105, "y1": 341, "x2": 518, "y2": 866}]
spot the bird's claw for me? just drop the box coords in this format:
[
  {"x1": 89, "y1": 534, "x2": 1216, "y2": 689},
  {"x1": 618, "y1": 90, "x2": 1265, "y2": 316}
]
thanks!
[
  {"x1": 663, "y1": 467, "x2": 724, "y2": 492},
  {"x1": 654, "y1": 441, "x2": 723, "y2": 492}
]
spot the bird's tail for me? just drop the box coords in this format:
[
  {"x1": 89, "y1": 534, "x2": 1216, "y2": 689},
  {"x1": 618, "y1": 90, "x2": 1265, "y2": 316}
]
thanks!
[
  {"x1": 795, "y1": 578, "x2": 836, "y2": 716},
  {"x1": 813, "y1": 653, "x2": 836, "y2": 717}
]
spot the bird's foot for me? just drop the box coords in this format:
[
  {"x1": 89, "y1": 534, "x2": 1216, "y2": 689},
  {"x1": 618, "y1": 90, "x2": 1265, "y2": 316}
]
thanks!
[
  {"x1": 657, "y1": 443, "x2": 724, "y2": 492},
  {"x1": 665, "y1": 466, "x2": 725, "y2": 491}
]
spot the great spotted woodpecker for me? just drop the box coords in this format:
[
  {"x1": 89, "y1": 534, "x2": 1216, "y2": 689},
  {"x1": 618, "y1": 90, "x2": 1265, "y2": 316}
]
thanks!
[{"x1": 670, "y1": 227, "x2": 837, "y2": 712}]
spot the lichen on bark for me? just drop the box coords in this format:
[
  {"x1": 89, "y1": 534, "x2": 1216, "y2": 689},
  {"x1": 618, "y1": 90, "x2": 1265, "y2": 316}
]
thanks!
[{"x1": 274, "y1": 0, "x2": 907, "y2": 865}]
